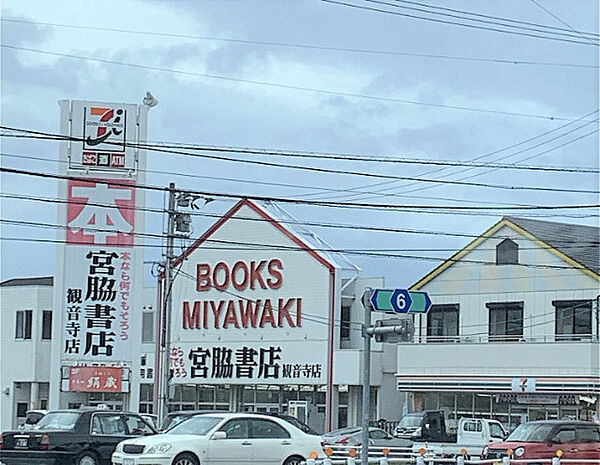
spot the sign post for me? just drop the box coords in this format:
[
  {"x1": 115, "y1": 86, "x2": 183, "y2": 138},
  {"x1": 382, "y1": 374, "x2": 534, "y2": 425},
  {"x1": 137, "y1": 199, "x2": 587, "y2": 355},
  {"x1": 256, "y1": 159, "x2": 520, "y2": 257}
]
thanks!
[{"x1": 360, "y1": 287, "x2": 431, "y2": 465}]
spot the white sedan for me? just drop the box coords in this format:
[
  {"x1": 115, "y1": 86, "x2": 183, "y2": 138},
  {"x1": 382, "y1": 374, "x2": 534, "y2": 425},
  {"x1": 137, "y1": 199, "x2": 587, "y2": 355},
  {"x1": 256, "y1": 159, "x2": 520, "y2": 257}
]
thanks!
[{"x1": 111, "y1": 412, "x2": 325, "y2": 465}]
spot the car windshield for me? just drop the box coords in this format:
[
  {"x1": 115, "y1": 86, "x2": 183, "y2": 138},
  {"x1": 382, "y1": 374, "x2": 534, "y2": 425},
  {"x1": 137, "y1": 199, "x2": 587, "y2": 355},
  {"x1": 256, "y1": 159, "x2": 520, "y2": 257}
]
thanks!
[
  {"x1": 162, "y1": 414, "x2": 192, "y2": 431},
  {"x1": 34, "y1": 412, "x2": 79, "y2": 430},
  {"x1": 507, "y1": 423, "x2": 554, "y2": 442},
  {"x1": 166, "y1": 416, "x2": 222, "y2": 436},
  {"x1": 398, "y1": 415, "x2": 422, "y2": 428}
]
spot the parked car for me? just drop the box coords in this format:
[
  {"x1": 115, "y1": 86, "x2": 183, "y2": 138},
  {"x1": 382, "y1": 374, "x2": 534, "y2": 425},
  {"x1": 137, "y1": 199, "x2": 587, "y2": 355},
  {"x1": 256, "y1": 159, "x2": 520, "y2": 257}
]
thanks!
[
  {"x1": 413, "y1": 417, "x2": 507, "y2": 457},
  {"x1": 17, "y1": 410, "x2": 47, "y2": 430},
  {"x1": 266, "y1": 413, "x2": 320, "y2": 436},
  {"x1": 394, "y1": 410, "x2": 456, "y2": 441},
  {"x1": 112, "y1": 412, "x2": 325, "y2": 465},
  {"x1": 323, "y1": 426, "x2": 412, "y2": 448},
  {"x1": 0, "y1": 408, "x2": 157, "y2": 465},
  {"x1": 482, "y1": 420, "x2": 600, "y2": 462}
]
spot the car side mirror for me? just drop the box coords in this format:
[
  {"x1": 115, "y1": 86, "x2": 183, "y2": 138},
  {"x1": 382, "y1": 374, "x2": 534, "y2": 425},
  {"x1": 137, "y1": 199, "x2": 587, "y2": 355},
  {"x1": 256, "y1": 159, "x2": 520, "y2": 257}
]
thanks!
[{"x1": 212, "y1": 431, "x2": 227, "y2": 440}]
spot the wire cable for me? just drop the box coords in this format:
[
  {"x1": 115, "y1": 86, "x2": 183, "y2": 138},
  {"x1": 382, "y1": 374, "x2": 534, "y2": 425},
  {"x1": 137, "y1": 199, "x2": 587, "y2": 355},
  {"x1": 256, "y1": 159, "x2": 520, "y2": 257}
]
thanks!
[
  {"x1": 1, "y1": 44, "x2": 588, "y2": 122},
  {"x1": 2, "y1": 17, "x2": 596, "y2": 69}
]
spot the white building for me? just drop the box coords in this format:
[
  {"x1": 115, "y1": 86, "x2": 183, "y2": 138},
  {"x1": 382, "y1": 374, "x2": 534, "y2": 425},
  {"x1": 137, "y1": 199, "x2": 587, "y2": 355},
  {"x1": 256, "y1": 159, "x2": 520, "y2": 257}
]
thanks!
[
  {"x1": 0, "y1": 280, "x2": 158, "y2": 431},
  {"x1": 154, "y1": 199, "x2": 403, "y2": 433},
  {"x1": 397, "y1": 216, "x2": 600, "y2": 429},
  {"x1": 0, "y1": 277, "x2": 53, "y2": 431}
]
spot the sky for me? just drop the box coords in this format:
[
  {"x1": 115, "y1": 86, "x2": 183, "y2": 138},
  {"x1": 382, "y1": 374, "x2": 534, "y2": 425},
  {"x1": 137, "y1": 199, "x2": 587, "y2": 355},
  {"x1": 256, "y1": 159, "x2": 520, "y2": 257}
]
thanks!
[{"x1": 1, "y1": 0, "x2": 598, "y2": 288}]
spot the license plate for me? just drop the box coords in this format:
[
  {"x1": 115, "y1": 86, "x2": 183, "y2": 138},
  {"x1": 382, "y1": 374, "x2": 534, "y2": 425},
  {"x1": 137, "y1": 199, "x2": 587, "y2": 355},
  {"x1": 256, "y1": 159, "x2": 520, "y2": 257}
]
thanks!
[
  {"x1": 493, "y1": 461, "x2": 502, "y2": 465},
  {"x1": 123, "y1": 458, "x2": 135, "y2": 465},
  {"x1": 15, "y1": 438, "x2": 27, "y2": 448}
]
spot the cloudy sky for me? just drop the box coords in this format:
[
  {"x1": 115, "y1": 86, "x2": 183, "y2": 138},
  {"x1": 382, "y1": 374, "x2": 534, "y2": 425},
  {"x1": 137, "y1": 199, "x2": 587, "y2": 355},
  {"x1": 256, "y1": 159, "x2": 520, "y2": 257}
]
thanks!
[{"x1": 1, "y1": 0, "x2": 598, "y2": 288}]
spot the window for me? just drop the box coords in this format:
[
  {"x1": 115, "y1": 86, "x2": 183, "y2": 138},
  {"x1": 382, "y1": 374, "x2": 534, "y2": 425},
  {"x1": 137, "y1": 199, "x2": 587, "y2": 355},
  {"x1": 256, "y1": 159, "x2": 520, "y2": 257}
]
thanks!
[
  {"x1": 496, "y1": 238, "x2": 518, "y2": 265},
  {"x1": 487, "y1": 302, "x2": 523, "y2": 342},
  {"x1": 578, "y1": 426, "x2": 600, "y2": 443},
  {"x1": 490, "y1": 423, "x2": 506, "y2": 439},
  {"x1": 16, "y1": 403, "x2": 28, "y2": 418},
  {"x1": 427, "y1": 304, "x2": 459, "y2": 342},
  {"x1": 250, "y1": 419, "x2": 290, "y2": 439},
  {"x1": 93, "y1": 414, "x2": 126, "y2": 435},
  {"x1": 463, "y1": 420, "x2": 482, "y2": 432},
  {"x1": 15, "y1": 310, "x2": 32, "y2": 339},
  {"x1": 123, "y1": 414, "x2": 155, "y2": 435},
  {"x1": 553, "y1": 428, "x2": 576, "y2": 444},
  {"x1": 220, "y1": 419, "x2": 250, "y2": 439},
  {"x1": 142, "y1": 312, "x2": 154, "y2": 343},
  {"x1": 554, "y1": 300, "x2": 592, "y2": 341},
  {"x1": 139, "y1": 384, "x2": 154, "y2": 414},
  {"x1": 42, "y1": 310, "x2": 52, "y2": 340},
  {"x1": 340, "y1": 305, "x2": 351, "y2": 341}
]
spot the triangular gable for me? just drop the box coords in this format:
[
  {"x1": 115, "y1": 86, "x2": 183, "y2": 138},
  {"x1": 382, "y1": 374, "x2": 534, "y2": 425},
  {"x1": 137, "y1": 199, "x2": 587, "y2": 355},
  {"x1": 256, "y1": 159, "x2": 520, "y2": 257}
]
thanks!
[
  {"x1": 411, "y1": 218, "x2": 600, "y2": 290},
  {"x1": 174, "y1": 198, "x2": 336, "y2": 273}
]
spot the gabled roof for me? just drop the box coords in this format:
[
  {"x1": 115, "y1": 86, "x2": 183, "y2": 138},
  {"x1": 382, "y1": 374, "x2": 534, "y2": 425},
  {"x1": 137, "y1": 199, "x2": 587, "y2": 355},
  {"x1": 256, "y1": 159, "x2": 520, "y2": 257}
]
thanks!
[
  {"x1": 412, "y1": 217, "x2": 599, "y2": 289},
  {"x1": 174, "y1": 198, "x2": 339, "y2": 272},
  {"x1": 0, "y1": 276, "x2": 54, "y2": 287},
  {"x1": 505, "y1": 216, "x2": 599, "y2": 276}
]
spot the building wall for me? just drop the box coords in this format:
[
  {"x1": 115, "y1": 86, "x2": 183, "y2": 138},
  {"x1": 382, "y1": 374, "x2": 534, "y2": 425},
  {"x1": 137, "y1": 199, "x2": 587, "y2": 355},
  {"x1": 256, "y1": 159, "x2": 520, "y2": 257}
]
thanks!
[
  {"x1": 1, "y1": 284, "x2": 53, "y2": 430},
  {"x1": 396, "y1": 223, "x2": 600, "y2": 422}
]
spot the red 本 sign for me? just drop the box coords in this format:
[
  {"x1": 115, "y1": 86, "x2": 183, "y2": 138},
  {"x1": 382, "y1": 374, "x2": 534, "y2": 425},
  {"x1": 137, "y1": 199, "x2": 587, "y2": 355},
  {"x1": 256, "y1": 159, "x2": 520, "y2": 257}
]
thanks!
[{"x1": 69, "y1": 366, "x2": 123, "y2": 392}]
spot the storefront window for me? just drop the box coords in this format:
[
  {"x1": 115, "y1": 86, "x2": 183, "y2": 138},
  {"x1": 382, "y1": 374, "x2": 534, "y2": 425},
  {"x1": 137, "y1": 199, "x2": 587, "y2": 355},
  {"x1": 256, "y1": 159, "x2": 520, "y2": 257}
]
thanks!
[
  {"x1": 474, "y1": 394, "x2": 492, "y2": 417},
  {"x1": 456, "y1": 393, "x2": 474, "y2": 417}
]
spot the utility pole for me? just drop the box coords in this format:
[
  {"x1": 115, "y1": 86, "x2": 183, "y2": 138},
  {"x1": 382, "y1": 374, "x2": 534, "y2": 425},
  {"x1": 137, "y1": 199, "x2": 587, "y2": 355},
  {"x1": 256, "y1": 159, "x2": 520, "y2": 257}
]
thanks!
[
  {"x1": 158, "y1": 182, "x2": 176, "y2": 422},
  {"x1": 361, "y1": 289, "x2": 373, "y2": 465}
]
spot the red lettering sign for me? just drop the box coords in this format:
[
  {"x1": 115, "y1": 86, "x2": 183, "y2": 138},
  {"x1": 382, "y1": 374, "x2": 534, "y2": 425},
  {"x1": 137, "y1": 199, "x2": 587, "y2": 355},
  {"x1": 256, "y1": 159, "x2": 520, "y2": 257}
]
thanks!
[{"x1": 69, "y1": 366, "x2": 123, "y2": 392}]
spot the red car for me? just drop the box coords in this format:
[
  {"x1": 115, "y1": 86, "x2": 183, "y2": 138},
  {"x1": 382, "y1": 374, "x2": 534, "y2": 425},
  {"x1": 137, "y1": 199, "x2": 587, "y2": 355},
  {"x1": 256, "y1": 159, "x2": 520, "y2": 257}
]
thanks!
[{"x1": 482, "y1": 420, "x2": 600, "y2": 463}]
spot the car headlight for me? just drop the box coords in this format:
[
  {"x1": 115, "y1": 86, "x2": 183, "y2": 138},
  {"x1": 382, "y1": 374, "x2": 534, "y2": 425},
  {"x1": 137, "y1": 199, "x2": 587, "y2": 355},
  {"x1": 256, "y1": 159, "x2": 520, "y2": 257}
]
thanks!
[
  {"x1": 482, "y1": 446, "x2": 489, "y2": 457},
  {"x1": 514, "y1": 446, "x2": 525, "y2": 457},
  {"x1": 146, "y1": 443, "x2": 172, "y2": 454}
]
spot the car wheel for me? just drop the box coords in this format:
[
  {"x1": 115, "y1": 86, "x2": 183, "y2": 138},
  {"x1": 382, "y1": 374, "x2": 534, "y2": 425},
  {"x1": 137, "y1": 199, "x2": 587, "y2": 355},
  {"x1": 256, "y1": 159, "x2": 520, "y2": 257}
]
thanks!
[
  {"x1": 283, "y1": 455, "x2": 305, "y2": 465},
  {"x1": 172, "y1": 452, "x2": 200, "y2": 465},
  {"x1": 76, "y1": 452, "x2": 99, "y2": 465}
]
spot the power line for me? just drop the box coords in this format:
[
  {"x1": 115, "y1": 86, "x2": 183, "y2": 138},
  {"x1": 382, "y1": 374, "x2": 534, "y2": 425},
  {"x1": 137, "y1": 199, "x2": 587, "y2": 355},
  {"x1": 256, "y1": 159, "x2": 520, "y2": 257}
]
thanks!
[
  {"x1": 2, "y1": 17, "x2": 596, "y2": 69},
  {"x1": 1, "y1": 43, "x2": 587, "y2": 122},
  {"x1": 321, "y1": 0, "x2": 598, "y2": 46},
  {"x1": 3, "y1": 165, "x2": 600, "y2": 212},
  {"x1": 3, "y1": 217, "x2": 598, "y2": 255},
  {"x1": 347, "y1": 125, "x2": 600, "y2": 202},
  {"x1": 0, "y1": 149, "x2": 559, "y2": 209},
  {"x1": 389, "y1": 0, "x2": 599, "y2": 37},
  {"x1": 296, "y1": 115, "x2": 600, "y2": 201},
  {"x1": 2, "y1": 191, "x2": 597, "y2": 243},
  {"x1": 528, "y1": 0, "x2": 599, "y2": 46},
  {"x1": 2, "y1": 128, "x2": 597, "y2": 174},
  {"x1": 2, "y1": 129, "x2": 599, "y2": 196},
  {"x1": 1, "y1": 214, "x2": 597, "y2": 273},
  {"x1": 370, "y1": 0, "x2": 599, "y2": 41}
]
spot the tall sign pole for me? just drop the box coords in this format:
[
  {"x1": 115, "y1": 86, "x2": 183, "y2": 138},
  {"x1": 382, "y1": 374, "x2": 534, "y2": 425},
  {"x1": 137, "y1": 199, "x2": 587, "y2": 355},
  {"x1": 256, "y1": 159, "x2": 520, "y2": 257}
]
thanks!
[
  {"x1": 361, "y1": 289, "x2": 373, "y2": 465},
  {"x1": 360, "y1": 287, "x2": 429, "y2": 465}
]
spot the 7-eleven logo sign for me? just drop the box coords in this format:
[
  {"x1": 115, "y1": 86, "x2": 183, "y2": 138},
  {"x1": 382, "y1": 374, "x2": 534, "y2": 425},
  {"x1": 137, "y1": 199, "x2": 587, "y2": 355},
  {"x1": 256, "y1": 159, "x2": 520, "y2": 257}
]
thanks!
[{"x1": 84, "y1": 106, "x2": 126, "y2": 152}]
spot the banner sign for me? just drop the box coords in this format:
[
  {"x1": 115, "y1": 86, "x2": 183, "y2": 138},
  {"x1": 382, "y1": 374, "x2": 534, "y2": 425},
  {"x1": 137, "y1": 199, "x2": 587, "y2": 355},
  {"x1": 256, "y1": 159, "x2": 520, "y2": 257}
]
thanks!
[
  {"x1": 69, "y1": 366, "x2": 124, "y2": 392},
  {"x1": 61, "y1": 179, "x2": 135, "y2": 361},
  {"x1": 169, "y1": 201, "x2": 336, "y2": 386}
]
